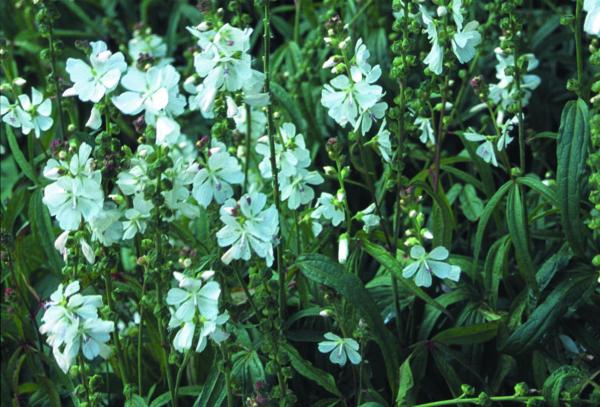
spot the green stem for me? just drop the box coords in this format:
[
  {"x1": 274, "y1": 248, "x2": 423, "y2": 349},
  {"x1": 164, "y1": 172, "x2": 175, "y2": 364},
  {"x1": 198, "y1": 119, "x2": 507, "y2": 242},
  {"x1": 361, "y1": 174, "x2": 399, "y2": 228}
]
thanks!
[
  {"x1": 575, "y1": 0, "x2": 584, "y2": 96},
  {"x1": 293, "y1": 0, "x2": 301, "y2": 43},
  {"x1": 47, "y1": 22, "x2": 67, "y2": 140},
  {"x1": 103, "y1": 269, "x2": 130, "y2": 385},
  {"x1": 174, "y1": 351, "x2": 191, "y2": 404},
  {"x1": 137, "y1": 275, "x2": 146, "y2": 394},
  {"x1": 263, "y1": 0, "x2": 286, "y2": 326},
  {"x1": 243, "y1": 104, "x2": 252, "y2": 193},
  {"x1": 155, "y1": 281, "x2": 176, "y2": 407},
  {"x1": 414, "y1": 395, "x2": 544, "y2": 407},
  {"x1": 77, "y1": 355, "x2": 93, "y2": 405},
  {"x1": 346, "y1": 0, "x2": 374, "y2": 27}
]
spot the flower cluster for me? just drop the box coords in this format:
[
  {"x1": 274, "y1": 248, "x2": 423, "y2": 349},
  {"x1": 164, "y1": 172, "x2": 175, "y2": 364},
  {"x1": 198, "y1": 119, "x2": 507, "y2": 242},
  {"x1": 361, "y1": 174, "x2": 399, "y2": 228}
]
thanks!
[
  {"x1": 1, "y1": 87, "x2": 53, "y2": 137},
  {"x1": 39, "y1": 281, "x2": 114, "y2": 373}
]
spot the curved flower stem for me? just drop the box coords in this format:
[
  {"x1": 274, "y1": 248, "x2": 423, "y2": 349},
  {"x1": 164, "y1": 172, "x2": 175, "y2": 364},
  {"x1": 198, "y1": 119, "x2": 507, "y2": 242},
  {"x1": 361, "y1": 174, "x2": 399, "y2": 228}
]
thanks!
[{"x1": 174, "y1": 350, "x2": 191, "y2": 403}]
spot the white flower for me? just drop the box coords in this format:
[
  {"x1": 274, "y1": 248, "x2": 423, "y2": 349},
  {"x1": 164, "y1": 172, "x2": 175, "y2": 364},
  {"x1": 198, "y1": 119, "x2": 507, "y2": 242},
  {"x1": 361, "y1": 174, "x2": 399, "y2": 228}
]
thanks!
[
  {"x1": 14, "y1": 88, "x2": 53, "y2": 138},
  {"x1": 88, "y1": 204, "x2": 123, "y2": 246},
  {"x1": 451, "y1": 21, "x2": 482, "y2": 64},
  {"x1": 217, "y1": 192, "x2": 279, "y2": 266},
  {"x1": 192, "y1": 145, "x2": 243, "y2": 207},
  {"x1": 0, "y1": 95, "x2": 32, "y2": 129},
  {"x1": 233, "y1": 105, "x2": 267, "y2": 139},
  {"x1": 42, "y1": 143, "x2": 104, "y2": 231},
  {"x1": 312, "y1": 192, "x2": 345, "y2": 227},
  {"x1": 338, "y1": 233, "x2": 349, "y2": 264},
  {"x1": 421, "y1": 6, "x2": 444, "y2": 75},
  {"x1": 355, "y1": 101, "x2": 388, "y2": 136},
  {"x1": 116, "y1": 145, "x2": 154, "y2": 196},
  {"x1": 39, "y1": 281, "x2": 112, "y2": 373},
  {"x1": 256, "y1": 122, "x2": 311, "y2": 178},
  {"x1": 464, "y1": 131, "x2": 498, "y2": 167},
  {"x1": 167, "y1": 272, "x2": 221, "y2": 321},
  {"x1": 402, "y1": 245, "x2": 461, "y2": 287},
  {"x1": 489, "y1": 50, "x2": 541, "y2": 108},
  {"x1": 112, "y1": 65, "x2": 181, "y2": 116},
  {"x1": 415, "y1": 117, "x2": 435, "y2": 145},
  {"x1": 128, "y1": 31, "x2": 168, "y2": 62},
  {"x1": 318, "y1": 332, "x2": 361, "y2": 366},
  {"x1": 162, "y1": 157, "x2": 199, "y2": 219},
  {"x1": 497, "y1": 116, "x2": 518, "y2": 151},
  {"x1": 355, "y1": 203, "x2": 380, "y2": 233},
  {"x1": 584, "y1": 0, "x2": 600, "y2": 36},
  {"x1": 375, "y1": 120, "x2": 393, "y2": 162},
  {"x1": 185, "y1": 23, "x2": 253, "y2": 115},
  {"x1": 280, "y1": 169, "x2": 324, "y2": 210},
  {"x1": 122, "y1": 194, "x2": 153, "y2": 239},
  {"x1": 85, "y1": 106, "x2": 102, "y2": 130},
  {"x1": 167, "y1": 273, "x2": 228, "y2": 353},
  {"x1": 321, "y1": 66, "x2": 384, "y2": 128},
  {"x1": 63, "y1": 41, "x2": 127, "y2": 103}
]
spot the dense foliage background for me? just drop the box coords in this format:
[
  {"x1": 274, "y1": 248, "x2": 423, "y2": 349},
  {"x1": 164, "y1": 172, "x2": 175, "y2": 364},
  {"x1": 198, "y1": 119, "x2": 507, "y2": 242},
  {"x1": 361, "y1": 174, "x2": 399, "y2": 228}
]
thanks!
[{"x1": 0, "y1": 0, "x2": 598, "y2": 406}]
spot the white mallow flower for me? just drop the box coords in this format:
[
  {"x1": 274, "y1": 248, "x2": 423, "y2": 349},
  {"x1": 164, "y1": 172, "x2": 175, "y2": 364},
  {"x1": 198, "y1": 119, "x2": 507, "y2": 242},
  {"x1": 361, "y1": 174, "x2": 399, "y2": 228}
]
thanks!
[
  {"x1": 312, "y1": 192, "x2": 345, "y2": 227},
  {"x1": 116, "y1": 145, "x2": 154, "y2": 196},
  {"x1": 497, "y1": 115, "x2": 518, "y2": 151},
  {"x1": 280, "y1": 169, "x2": 324, "y2": 210},
  {"x1": 338, "y1": 233, "x2": 349, "y2": 264},
  {"x1": 233, "y1": 105, "x2": 267, "y2": 139},
  {"x1": 39, "y1": 281, "x2": 113, "y2": 373},
  {"x1": 88, "y1": 204, "x2": 123, "y2": 246},
  {"x1": 162, "y1": 158, "x2": 199, "y2": 219},
  {"x1": 318, "y1": 332, "x2": 361, "y2": 367},
  {"x1": 186, "y1": 24, "x2": 253, "y2": 115},
  {"x1": 16, "y1": 87, "x2": 53, "y2": 138},
  {"x1": 584, "y1": 0, "x2": 600, "y2": 36},
  {"x1": 42, "y1": 143, "x2": 104, "y2": 231},
  {"x1": 402, "y1": 245, "x2": 461, "y2": 287},
  {"x1": 489, "y1": 50, "x2": 541, "y2": 108},
  {"x1": 374, "y1": 120, "x2": 393, "y2": 163},
  {"x1": 53, "y1": 318, "x2": 114, "y2": 374},
  {"x1": 128, "y1": 31, "x2": 168, "y2": 62},
  {"x1": 321, "y1": 63, "x2": 385, "y2": 128},
  {"x1": 256, "y1": 122, "x2": 311, "y2": 178},
  {"x1": 112, "y1": 65, "x2": 181, "y2": 116},
  {"x1": 170, "y1": 312, "x2": 229, "y2": 353},
  {"x1": 192, "y1": 145, "x2": 243, "y2": 208},
  {"x1": 355, "y1": 101, "x2": 388, "y2": 136},
  {"x1": 415, "y1": 117, "x2": 435, "y2": 145},
  {"x1": 217, "y1": 192, "x2": 279, "y2": 266},
  {"x1": 122, "y1": 195, "x2": 154, "y2": 239},
  {"x1": 1, "y1": 95, "x2": 32, "y2": 129},
  {"x1": 166, "y1": 272, "x2": 221, "y2": 321},
  {"x1": 464, "y1": 131, "x2": 498, "y2": 167},
  {"x1": 355, "y1": 203, "x2": 380, "y2": 233},
  {"x1": 63, "y1": 41, "x2": 127, "y2": 103},
  {"x1": 420, "y1": 1, "x2": 481, "y2": 75}
]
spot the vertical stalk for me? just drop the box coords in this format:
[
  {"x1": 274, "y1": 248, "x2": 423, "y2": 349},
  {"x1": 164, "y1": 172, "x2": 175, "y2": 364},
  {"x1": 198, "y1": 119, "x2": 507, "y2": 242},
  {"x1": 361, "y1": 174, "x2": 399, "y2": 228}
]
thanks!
[
  {"x1": 174, "y1": 350, "x2": 191, "y2": 403},
  {"x1": 104, "y1": 269, "x2": 130, "y2": 384},
  {"x1": 244, "y1": 104, "x2": 252, "y2": 193},
  {"x1": 293, "y1": 0, "x2": 302, "y2": 43},
  {"x1": 262, "y1": 0, "x2": 286, "y2": 324},
  {"x1": 77, "y1": 355, "x2": 92, "y2": 405},
  {"x1": 574, "y1": 0, "x2": 584, "y2": 96},
  {"x1": 137, "y1": 276, "x2": 146, "y2": 394},
  {"x1": 47, "y1": 22, "x2": 67, "y2": 140}
]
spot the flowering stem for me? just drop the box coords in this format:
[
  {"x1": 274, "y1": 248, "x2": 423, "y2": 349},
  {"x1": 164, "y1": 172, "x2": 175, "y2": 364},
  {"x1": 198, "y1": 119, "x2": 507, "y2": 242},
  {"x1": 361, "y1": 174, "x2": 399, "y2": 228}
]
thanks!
[
  {"x1": 103, "y1": 269, "x2": 130, "y2": 385},
  {"x1": 243, "y1": 104, "x2": 252, "y2": 193},
  {"x1": 413, "y1": 395, "x2": 544, "y2": 407},
  {"x1": 47, "y1": 21, "x2": 67, "y2": 141},
  {"x1": 155, "y1": 281, "x2": 176, "y2": 407},
  {"x1": 263, "y1": 0, "x2": 286, "y2": 324},
  {"x1": 77, "y1": 355, "x2": 92, "y2": 405},
  {"x1": 293, "y1": 0, "x2": 301, "y2": 43},
  {"x1": 433, "y1": 74, "x2": 450, "y2": 192},
  {"x1": 137, "y1": 274, "x2": 146, "y2": 394},
  {"x1": 575, "y1": 0, "x2": 584, "y2": 96}
]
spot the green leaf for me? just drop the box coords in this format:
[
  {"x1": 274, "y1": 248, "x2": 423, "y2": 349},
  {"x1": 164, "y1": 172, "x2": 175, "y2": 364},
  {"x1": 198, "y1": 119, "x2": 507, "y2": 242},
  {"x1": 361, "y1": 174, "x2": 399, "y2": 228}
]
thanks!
[
  {"x1": 192, "y1": 366, "x2": 226, "y2": 407},
  {"x1": 506, "y1": 185, "x2": 538, "y2": 293},
  {"x1": 459, "y1": 184, "x2": 484, "y2": 221},
  {"x1": 282, "y1": 343, "x2": 341, "y2": 397},
  {"x1": 295, "y1": 254, "x2": 399, "y2": 395},
  {"x1": 412, "y1": 181, "x2": 454, "y2": 247},
  {"x1": 473, "y1": 181, "x2": 512, "y2": 269},
  {"x1": 556, "y1": 99, "x2": 590, "y2": 256},
  {"x1": 271, "y1": 82, "x2": 308, "y2": 134},
  {"x1": 361, "y1": 239, "x2": 451, "y2": 318},
  {"x1": 516, "y1": 175, "x2": 559, "y2": 208},
  {"x1": 433, "y1": 322, "x2": 499, "y2": 345},
  {"x1": 396, "y1": 356, "x2": 414, "y2": 406},
  {"x1": 535, "y1": 244, "x2": 572, "y2": 292},
  {"x1": 28, "y1": 189, "x2": 63, "y2": 272},
  {"x1": 502, "y1": 275, "x2": 594, "y2": 354},
  {"x1": 6, "y1": 126, "x2": 37, "y2": 184},
  {"x1": 483, "y1": 236, "x2": 511, "y2": 308},
  {"x1": 126, "y1": 395, "x2": 149, "y2": 407}
]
